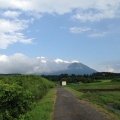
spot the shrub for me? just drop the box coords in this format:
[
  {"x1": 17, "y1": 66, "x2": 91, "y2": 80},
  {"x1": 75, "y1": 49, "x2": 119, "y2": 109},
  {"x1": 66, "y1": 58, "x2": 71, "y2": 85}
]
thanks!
[
  {"x1": 0, "y1": 75, "x2": 55, "y2": 120},
  {"x1": 0, "y1": 83, "x2": 33, "y2": 120}
]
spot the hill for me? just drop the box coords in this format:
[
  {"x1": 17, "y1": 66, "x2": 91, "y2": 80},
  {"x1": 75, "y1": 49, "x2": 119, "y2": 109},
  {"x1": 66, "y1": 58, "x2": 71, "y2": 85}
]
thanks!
[{"x1": 49, "y1": 62, "x2": 97, "y2": 75}]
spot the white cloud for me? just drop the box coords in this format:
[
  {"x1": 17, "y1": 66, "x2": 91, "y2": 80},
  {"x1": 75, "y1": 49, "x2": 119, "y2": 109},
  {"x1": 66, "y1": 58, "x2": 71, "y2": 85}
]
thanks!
[
  {"x1": 72, "y1": 9, "x2": 118, "y2": 22},
  {"x1": 0, "y1": 0, "x2": 120, "y2": 48},
  {"x1": 0, "y1": 32, "x2": 33, "y2": 49},
  {"x1": 72, "y1": 0, "x2": 120, "y2": 22},
  {"x1": 2, "y1": 10, "x2": 21, "y2": 19},
  {"x1": 54, "y1": 59, "x2": 64, "y2": 63},
  {"x1": 71, "y1": 60, "x2": 79, "y2": 63},
  {"x1": 89, "y1": 32, "x2": 108, "y2": 38},
  {"x1": 0, "y1": 19, "x2": 33, "y2": 49},
  {"x1": 104, "y1": 67, "x2": 114, "y2": 73},
  {"x1": 98, "y1": 61, "x2": 120, "y2": 73},
  {"x1": 0, "y1": 53, "x2": 80, "y2": 74},
  {"x1": 0, "y1": 0, "x2": 120, "y2": 20},
  {"x1": 0, "y1": 55, "x2": 8, "y2": 62},
  {"x1": 70, "y1": 27, "x2": 91, "y2": 33},
  {"x1": 54, "y1": 59, "x2": 70, "y2": 63},
  {"x1": 1, "y1": 53, "x2": 120, "y2": 74},
  {"x1": 0, "y1": 0, "x2": 84, "y2": 14},
  {"x1": 0, "y1": 19, "x2": 28, "y2": 33},
  {"x1": 0, "y1": 53, "x2": 33, "y2": 74}
]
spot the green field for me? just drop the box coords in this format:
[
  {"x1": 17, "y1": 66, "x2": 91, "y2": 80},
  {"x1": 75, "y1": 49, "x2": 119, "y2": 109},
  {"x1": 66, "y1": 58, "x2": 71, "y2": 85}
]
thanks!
[
  {"x1": 66, "y1": 80, "x2": 120, "y2": 120},
  {"x1": 0, "y1": 75, "x2": 55, "y2": 120},
  {"x1": 68, "y1": 80, "x2": 120, "y2": 90}
]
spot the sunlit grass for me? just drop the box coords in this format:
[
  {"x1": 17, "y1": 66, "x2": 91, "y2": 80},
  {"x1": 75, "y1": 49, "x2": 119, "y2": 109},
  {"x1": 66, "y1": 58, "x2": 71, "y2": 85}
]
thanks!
[
  {"x1": 66, "y1": 80, "x2": 120, "y2": 120},
  {"x1": 27, "y1": 88, "x2": 56, "y2": 120},
  {"x1": 68, "y1": 80, "x2": 120, "y2": 90}
]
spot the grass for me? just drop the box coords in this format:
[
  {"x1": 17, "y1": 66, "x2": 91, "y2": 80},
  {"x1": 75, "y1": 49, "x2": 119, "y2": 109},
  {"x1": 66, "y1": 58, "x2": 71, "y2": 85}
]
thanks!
[
  {"x1": 68, "y1": 80, "x2": 120, "y2": 90},
  {"x1": 65, "y1": 86, "x2": 83, "y2": 98},
  {"x1": 65, "y1": 80, "x2": 120, "y2": 120},
  {"x1": 27, "y1": 88, "x2": 56, "y2": 120},
  {"x1": 81, "y1": 92, "x2": 120, "y2": 109},
  {"x1": 0, "y1": 75, "x2": 55, "y2": 120}
]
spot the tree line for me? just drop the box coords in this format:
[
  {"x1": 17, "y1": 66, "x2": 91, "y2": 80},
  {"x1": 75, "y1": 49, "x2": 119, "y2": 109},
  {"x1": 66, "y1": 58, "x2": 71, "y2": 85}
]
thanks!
[{"x1": 42, "y1": 72, "x2": 120, "y2": 84}]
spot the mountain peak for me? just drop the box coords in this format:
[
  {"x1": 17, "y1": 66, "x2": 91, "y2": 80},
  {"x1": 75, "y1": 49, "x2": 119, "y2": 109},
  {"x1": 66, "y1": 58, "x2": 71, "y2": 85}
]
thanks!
[
  {"x1": 66, "y1": 62, "x2": 97, "y2": 75},
  {"x1": 68, "y1": 62, "x2": 83, "y2": 69},
  {"x1": 48, "y1": 62, "x2": 97, "y2": 75}
]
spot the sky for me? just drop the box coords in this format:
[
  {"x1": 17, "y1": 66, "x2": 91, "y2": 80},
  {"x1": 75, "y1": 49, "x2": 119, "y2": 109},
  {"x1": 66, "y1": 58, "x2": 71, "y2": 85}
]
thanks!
[{"x1": 0, "y1": 0, "x2": 120, "y2": 74}]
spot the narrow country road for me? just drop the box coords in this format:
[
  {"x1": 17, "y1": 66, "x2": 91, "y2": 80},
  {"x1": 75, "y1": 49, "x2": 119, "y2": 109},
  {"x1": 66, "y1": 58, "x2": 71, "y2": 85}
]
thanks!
[{"x1": 54, "y1": 86, "x2": 110, "y2": 120}]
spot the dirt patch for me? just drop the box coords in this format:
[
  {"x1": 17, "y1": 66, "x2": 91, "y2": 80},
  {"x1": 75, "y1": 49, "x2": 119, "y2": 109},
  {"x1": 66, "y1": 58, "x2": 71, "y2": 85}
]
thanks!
[{"x1": 54, "y1": 86, "x2": 110, "y2": 120}]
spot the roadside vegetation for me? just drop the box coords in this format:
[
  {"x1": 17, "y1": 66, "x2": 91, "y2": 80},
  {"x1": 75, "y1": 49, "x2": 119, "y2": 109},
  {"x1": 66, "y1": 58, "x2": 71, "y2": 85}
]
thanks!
[
  {"x1": 68, "y1": 80, "x2": 120, "y2": 90},
  {"x1": 65, "y1": 80, "x2": 120, "y2": 120},
  {"x1": 0, "y1": 75, "x2": 55, "y2": 120},
  {"x1": 27, "y1": 88, "x2": 56, "y2": 120},
  {"x1": 42, "y1": 72, "x2": 120, "y2": 119}
]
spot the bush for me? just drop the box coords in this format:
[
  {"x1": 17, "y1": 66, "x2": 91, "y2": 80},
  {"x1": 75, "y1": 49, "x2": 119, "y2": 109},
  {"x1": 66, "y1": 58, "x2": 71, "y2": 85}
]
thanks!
[
  {"x1": 0, "y1": 75, "x2": 55, "y2": 120},
  {"x1": 0, "y1": 83, "x2": 33, "y2": 120}
]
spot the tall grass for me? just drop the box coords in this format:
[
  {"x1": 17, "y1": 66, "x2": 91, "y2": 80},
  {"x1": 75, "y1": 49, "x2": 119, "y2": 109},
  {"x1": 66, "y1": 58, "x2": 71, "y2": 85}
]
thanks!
[{"x1": 27, "y1": 88, "x2": 56, "y2": 120}]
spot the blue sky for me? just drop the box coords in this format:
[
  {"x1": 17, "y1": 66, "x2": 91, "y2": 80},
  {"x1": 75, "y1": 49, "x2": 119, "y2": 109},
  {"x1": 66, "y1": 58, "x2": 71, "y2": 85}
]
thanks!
[{"x1": 0, "y1": 0, "x2": 120, "y2": 74}]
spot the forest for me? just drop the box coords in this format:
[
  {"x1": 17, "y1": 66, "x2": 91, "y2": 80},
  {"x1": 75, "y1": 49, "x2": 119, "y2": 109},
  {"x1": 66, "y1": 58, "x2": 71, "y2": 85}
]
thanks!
[{"x1": 42, "y1": 72, "x2": 120, "y2": 84}]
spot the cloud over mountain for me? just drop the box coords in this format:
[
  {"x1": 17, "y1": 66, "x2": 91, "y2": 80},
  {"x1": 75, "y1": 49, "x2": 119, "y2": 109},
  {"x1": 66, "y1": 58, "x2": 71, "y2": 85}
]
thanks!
[
  {"x1": 0, "y1": 53, "x2": 120, "y2": 74},
  {"x1": 0, "y1": 53, "x2": 79, "y2": 74}
]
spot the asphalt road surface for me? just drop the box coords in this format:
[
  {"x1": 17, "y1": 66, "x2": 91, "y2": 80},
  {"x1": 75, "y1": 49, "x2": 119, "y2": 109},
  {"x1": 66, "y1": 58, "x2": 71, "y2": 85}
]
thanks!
[{"x1": 54, "y1": 86, "x2": 110, "y2": 120}]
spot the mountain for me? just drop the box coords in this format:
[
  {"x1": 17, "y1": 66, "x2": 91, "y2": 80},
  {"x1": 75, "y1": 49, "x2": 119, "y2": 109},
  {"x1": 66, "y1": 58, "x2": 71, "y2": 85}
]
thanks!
[
  {"x1": 49, "y1": 62, "x2": 97, "y2": 75},
  {"x1": 0, "y1": 53, "x2": 97, "y2": 75}
]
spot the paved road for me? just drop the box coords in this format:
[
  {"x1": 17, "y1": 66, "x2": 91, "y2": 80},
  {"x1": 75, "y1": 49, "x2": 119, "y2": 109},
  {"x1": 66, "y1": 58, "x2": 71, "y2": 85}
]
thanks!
[{"x1": 54, "y1": 86, "x2": 110, "y2": 120}]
